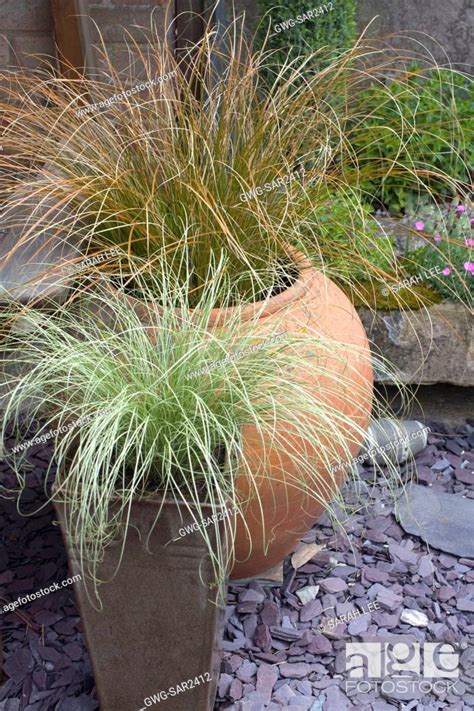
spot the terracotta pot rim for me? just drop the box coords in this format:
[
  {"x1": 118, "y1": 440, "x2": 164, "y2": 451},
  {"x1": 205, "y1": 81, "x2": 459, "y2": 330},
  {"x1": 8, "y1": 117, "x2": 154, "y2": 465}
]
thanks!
[
  {"x1": 206, "y1": 248, "x2": 315, "y2": 327},
  {"x1": 95, "y1": 247, "x2": 315, "y2": 328}
]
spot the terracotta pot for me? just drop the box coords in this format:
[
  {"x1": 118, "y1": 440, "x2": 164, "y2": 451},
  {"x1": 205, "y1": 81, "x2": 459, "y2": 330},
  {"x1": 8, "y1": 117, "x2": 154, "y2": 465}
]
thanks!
[
  {"x1": 204, "y1": 253, "x2": 374, "y2": 580},
  {"x1": 97, "y1": 252, "x2": 373, "y2": 581},
  {"x1": 54, "y1": 495, "x2": 226, "y2": 711}
]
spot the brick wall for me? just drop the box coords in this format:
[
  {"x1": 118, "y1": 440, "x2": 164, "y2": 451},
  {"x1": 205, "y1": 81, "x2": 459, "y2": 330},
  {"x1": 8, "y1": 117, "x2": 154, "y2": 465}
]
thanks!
[
  {"x1": 0, "y1": 1, "x2": 55, "y2": 69},
  {"x1": 0, "y1": 0, "x2": 171, "y2": 73},
  {"x1": 87, "y1": 0, "x2": 171, "y2": 77},
  {"x1": 1, "y1": 1, "x2": 471, "y2": 73}
]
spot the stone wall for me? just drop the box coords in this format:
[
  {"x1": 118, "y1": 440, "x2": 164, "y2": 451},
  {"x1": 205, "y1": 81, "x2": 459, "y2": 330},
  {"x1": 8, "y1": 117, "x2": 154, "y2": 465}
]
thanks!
[
  {"x1": 0, "y1": 1, "x2": 55, "y2": 70},
  {"x1": 1, "y1": 1, "x2": 471, "y2": 71},
  {"x1": 358, "y1": 303, "x2": 474, "y2": 387},
  {"x1": 0, "y1": 0, "x2": 171, "y2": 72},
  {"x1": 87, "y1": 0, "x2": 170, "y2": 76},
  {"x1": 227, "y1": 0, "x2": 473, "y2": 68},
  {"x1": 357, "y1": 0, "x2": 473, "y2": 70}
]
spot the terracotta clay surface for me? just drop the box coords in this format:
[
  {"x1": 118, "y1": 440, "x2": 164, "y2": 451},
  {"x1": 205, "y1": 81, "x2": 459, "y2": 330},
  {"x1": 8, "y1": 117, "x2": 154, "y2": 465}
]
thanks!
[
  {"x1": 106, "y1": 253, "x2": 373, "y2": 582},
  {"x1": 205, "y1": 256, "x2": 373, "y2": 580}
]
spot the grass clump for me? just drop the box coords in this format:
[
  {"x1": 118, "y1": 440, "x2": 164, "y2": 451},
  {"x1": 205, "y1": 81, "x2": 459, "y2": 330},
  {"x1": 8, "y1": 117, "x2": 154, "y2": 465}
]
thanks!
[
  {"x1": 0, "y1": 19, "x2": 468, "y2": 310},
  {"x1": 0, "y1": 263, "x2": 414, "y2": 600}
]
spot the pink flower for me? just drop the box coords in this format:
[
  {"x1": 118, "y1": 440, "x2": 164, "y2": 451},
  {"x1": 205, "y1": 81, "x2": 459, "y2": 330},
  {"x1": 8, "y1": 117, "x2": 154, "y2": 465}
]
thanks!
[
  {"x1": 441, "y1": 267, "x2": 451, "y2": 276},
  {"x1": 471, "y1": 218, "x2": 474, "y2": 226},
  {"x1": 465, "y1": 238, "x2": 474, "y2": 247},
  {"x1": 433, "y1": 234, "x2": 442, "y2": 242},
  {"x1": 415, "y1": 220, "x2": 425, "y2": 231},
  {"x1": 464, "y1": 262, "x2": 474, "y2": 273},
  {"x1": 457, "y1": 205, "x2": 466, "y2": 213}
]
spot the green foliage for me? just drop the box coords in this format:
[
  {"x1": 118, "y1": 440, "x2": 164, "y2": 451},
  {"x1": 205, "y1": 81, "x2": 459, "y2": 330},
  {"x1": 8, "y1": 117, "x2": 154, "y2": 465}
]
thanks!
[
  {"x1": 2, "y1": 21, "x2": 468, "y2": 314},
  {"x1": 0, "y1": 269, "x2": 380, "y2": 595},
  {"x1": 349, "y1": 65, "x2": 473, "y2": 214},
  {"x1": 402, "y1": 197, "x2": 473, "y2": 306},
  {"x1": 255, "y1": 0, "x2": 357, "y2": 77},
  {"x1": 304, "y1": 193, "x2": 396, "y2": 283},
  {"x1": 344, "y1": 280, "x2": 442, "y2": 310}
]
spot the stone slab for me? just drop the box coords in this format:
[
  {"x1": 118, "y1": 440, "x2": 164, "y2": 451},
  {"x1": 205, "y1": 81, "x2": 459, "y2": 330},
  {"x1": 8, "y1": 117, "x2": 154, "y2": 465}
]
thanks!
[
  {"x1": 396, "y1": 484, "x2": 474, "y2": 558},
  {"x1": 358, "y1": 302, "x2": 474, "y2": 386}
]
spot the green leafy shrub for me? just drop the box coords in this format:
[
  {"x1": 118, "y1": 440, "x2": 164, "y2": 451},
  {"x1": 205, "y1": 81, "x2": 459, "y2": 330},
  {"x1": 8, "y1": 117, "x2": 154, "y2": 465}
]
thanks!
[
  {"x1": 403, "y1": 197, "x2": 473, "y2": 306},
  {"x1": 305, "y1": 194, "x2": 395, "y2": 283},
  {"x1": 349, "y1": 65, "x2": 473, "y2": 214},
  {"x1": 292, "y1": 191, "x2": 396, "y2": 298},
  {"x1": 255, "y1": 0, "x2": 357, "y2": 77}
]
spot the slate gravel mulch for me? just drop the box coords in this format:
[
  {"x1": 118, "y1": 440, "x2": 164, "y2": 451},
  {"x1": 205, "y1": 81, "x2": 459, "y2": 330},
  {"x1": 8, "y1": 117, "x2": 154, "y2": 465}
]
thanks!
[
  {"x1": 0, "y1": 420, "x2": 473, "y2": 710},
  {"x1": 0, "y1": 434, "x2": 98, "y2": 710}
]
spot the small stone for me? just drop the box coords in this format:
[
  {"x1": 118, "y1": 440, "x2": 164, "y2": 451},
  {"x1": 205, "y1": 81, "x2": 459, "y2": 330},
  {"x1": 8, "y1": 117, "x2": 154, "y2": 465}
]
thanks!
[
  {"x1": 418, "y1": 555, "x2": 434, "y2": 577},
  {"x1": 400, "y1": 609, "x2": 429, "y2": 627},
  {"x1": 237, "y1": 660, "x2": 257, "y2": 683},
  {"x1": 218, "y1": 673, "x2": 233, "y2": 698},
  {"x1": 300, "y1": 599, "x2": 323, "y2": 623},
  {"x1": 324, "y1": 684, "x2": 351, "y2": 709},
  {"x1": 363, "y1": 567, "x2": 389, "y2": 584},
  {"x1": 457, "y1": 596, "x2": 474, "y2": 612},
  {"x1": 279, "y1": 662, "x2": 312, "y2": 679},
  {"x1": 321, "y1": 620, "x2": 347, "y2": 639},
  {"x1": 296, "y1": 680, "x2": 312, "y2": 695},
  {"x1": 230, "y1": 678, "x2": 243, "y2": 701},
  {"x1": 432, "y1": 457, "x2": 451, "y2": 471},
  {"x1": 295, "y1": 586, "x2": 320, "y2": 605},
  {"x1": 428, "y1": 622, "x2": 449, "y2": 640},
  {"x1": 388, "y1": 542, "x2": 418, "y2": 565},
  {"x1": 376, "y1": 589, "x2": 403, "y2": 611},
  {"x1": 455, "y1": 468, "x2": 474, "y2": 484},
  {"x1": 439, "y1": 553, "x2": 457, "y2": 568},
  {"x1": 372, "y1": 611, "x2": 399, "y2": 628},
  {"x1": 348, "y1": 614, "x2": 370, "y2": 634},
  {"x1": 256, "y1": 663, "x2": 278, "y2": 705},
  {"x1": 274, "y1": 683, "x2": 296, "y2": 705},
  {"x1": 319, "y1": 577, "x2": 347, "y2": 594},
  {"x1": 261, "y1": 601, "x2": 280, "y2": 626},
  {"x1": 63, "y1": 642, "x2": 82, "y2": 661},
  {"x1": 254, "y1": 624, "x2": 272, "y2": 652},
  {"x1": 438, "y1": 586, "x2": 456, "y2": 602},
  {"x1": 270, "y1": 626, "x2": 302, "y2": 642},
  {"x1": 229, "y1": 654, "x2": 244, "y2": 672},
  {"x1": 240, "y1": 589, "x2": 265, "y2": 604},
  {"x1": 307, "y1": 634, "x2": 333, "y2": 655},
  {"x1": 33, "y1": 610, "x2": 64, "y2": 626},
  {"x1": 3, "y1": 648, "x2": 34, "y2": 684},
  {"x1": 37, "y1": 645, "x2": 62, "y2": 667},
  {"x1": 446, "y1": 440, "x2": 464, "y2": 456},
  {"x1": 416, "y1": 466, "x2": 436, "y2": 484}
]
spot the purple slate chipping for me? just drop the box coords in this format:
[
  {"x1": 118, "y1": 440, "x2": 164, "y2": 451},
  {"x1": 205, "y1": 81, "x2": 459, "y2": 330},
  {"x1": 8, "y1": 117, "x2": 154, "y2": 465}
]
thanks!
[
  {"x1": 376, "y1": 590, "x2": 403, "y2": 612},
  {"x1": 279, "y1": 663, "x2": 312, "y2": 679},
  {"x1": 3, "y1": 421, "x2": 474, "y2": 710},
  {"x1": 319, "y1": 578, "x2": 347, "y2": 594},
  {"x1": 256, "y1": 663, "x2": 278, "y2": 704},
  {"x1": 300, "y1": 599, "x2": 323, "y2": 622}
]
